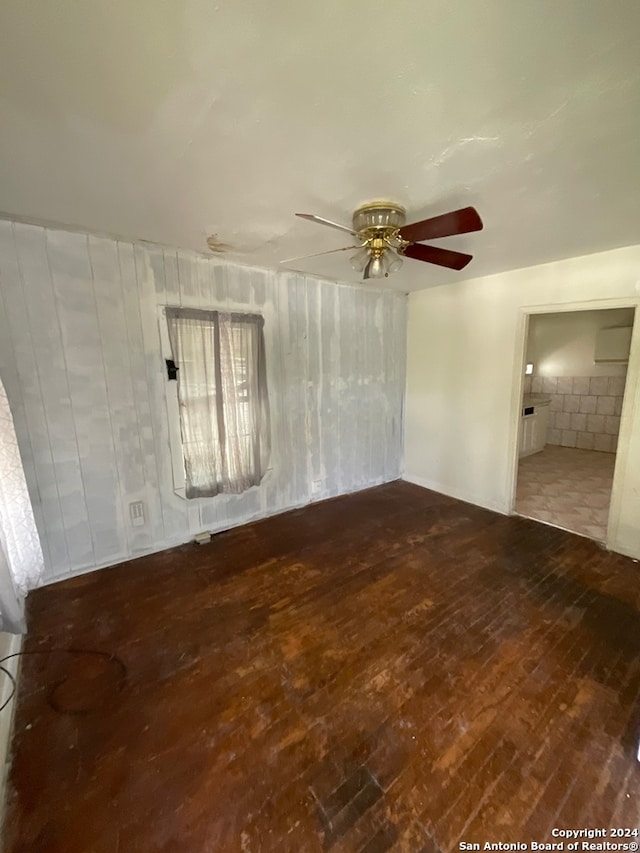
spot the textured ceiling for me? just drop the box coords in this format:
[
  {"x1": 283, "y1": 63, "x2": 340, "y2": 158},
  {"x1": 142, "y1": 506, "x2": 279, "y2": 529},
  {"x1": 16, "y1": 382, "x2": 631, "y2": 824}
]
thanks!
[{"x1": 0, "y1": 0, "x2": 639, "y2": 292}]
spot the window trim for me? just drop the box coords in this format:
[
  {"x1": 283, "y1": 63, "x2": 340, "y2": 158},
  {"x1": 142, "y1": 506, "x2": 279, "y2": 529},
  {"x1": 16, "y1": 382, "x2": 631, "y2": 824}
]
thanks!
[
  {"x1": 158, "y1": 306, "x2": 189, "y2": 497},
  {"x1": 158, "y1": 305, "x2": 272, "y2": 501}
]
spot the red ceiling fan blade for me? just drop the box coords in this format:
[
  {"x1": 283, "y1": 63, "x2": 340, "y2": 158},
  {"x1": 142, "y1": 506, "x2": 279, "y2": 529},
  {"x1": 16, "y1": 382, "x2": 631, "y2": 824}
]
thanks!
[
  {"x1": 403, "y1": 243, "x2": 473, "y2": 270},
  {"x1": 295, "y1": 213, "x2": 356, "y2": 236},
  {"x1": 399, "y1": 206, "x2": 483, "y2": 243}
]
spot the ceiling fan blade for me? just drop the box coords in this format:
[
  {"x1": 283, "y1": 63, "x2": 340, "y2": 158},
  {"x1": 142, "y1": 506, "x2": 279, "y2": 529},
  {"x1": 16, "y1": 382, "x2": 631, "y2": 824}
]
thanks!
[
  {"x1": 280, "y1": 245, "x2": 361, "y2": 264},
  {"x1": 296, "y1": 213, "x2": 356, "y2": 236},
  {"x1": 399, "y1": 206, "x2": 483, "y2": 243},
  {"x1": 403, "y1": 242, "x2": 473, "y2": 270}
]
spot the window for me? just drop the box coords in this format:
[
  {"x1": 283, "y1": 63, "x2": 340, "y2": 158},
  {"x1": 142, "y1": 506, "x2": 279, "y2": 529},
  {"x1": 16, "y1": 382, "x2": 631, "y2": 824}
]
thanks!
[{"x1": 165, "y1": 308, "x2": 270, "y2": 499}]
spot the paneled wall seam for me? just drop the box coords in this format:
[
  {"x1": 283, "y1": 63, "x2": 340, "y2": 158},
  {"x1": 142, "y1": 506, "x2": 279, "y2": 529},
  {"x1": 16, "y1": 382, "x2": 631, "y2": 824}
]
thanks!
[
  {"x1": 133, "y1": 246, "x2": 168, "y2": 543},
  {"x1": 12, "y1": 225, "x2": 70, "y2": 572},
  {"x1": 117, "y1": 241, "x2": 161, "y2": 553},
  {"x1": 86, "y1": 236, "x2": 132, "y2": 559},
  {"x1": 44, "y1": 229, "x2": 99, "y2": 573},
  {"x1": 0, "y1": 234, "x2": 52, "y2": 571}
]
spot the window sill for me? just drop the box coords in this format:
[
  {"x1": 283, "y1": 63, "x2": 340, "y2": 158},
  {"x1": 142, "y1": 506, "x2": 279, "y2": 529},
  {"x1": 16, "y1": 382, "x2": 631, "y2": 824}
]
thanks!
[{"x1": 171, "y1": 468, "x2": 273, "y2": 501}]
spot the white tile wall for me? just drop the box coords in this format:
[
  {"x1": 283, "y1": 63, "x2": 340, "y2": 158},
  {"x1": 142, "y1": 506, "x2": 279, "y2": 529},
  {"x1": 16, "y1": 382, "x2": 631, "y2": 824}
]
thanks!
[
  {"x1": 535, "y1": 374, "x2": 628, "y2": 453},
  {"x1": 589, "y1": 377, "x2": 610, "y2": 396},
  {"x1": 579, "y1": 396, "x2": 597, "y2": 414},
  {"x1": 570, "y1": 413, "x2": 586, "y2": 432},
  {"x1": 572, "y1": 377, "x2": 591, "y2": 396}
]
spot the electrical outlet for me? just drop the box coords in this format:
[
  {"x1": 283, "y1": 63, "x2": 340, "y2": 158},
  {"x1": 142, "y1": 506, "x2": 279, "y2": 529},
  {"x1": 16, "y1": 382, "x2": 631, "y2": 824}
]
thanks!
[{"x1": 129, "y1": 501, "x2": 145, "y2": 527}]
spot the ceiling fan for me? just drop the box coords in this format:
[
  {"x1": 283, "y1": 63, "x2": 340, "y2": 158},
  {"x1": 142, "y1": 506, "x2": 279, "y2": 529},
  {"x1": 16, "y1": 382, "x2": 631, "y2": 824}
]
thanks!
[{"x1": 283, "y1": 202, "x2": 483, "y2": 280}]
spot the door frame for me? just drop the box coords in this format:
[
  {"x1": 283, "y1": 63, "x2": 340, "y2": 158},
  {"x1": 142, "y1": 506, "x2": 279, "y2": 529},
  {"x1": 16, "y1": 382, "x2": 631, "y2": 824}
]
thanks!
[{"x1": 506, "y1": 297, "x2": 640, "y2": 549}]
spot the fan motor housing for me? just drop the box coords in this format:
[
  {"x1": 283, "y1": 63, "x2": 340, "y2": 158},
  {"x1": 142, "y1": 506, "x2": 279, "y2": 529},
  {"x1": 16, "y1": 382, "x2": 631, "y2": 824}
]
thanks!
[{"x1": 352, "y1": 202, "x2": 406, "y2": 236}]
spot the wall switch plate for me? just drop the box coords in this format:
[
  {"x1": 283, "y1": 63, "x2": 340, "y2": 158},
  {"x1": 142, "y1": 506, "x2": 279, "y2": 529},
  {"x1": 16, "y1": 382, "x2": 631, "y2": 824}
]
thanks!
[{"x1": 129, "y1": 501, "x2": 145, "y2": 527}]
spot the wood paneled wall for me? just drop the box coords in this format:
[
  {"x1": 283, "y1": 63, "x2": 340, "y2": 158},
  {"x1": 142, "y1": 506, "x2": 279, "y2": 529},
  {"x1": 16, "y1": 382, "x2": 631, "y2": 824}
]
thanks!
[{"x1": 0, "y1": 221, "x2": 406, "y2": 585}]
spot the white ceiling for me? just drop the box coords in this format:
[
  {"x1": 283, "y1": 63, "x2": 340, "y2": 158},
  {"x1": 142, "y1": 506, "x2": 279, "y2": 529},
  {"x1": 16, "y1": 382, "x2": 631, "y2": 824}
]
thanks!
[{"x1": 0, "y1": 0, "x2": 639, "y2": 292}]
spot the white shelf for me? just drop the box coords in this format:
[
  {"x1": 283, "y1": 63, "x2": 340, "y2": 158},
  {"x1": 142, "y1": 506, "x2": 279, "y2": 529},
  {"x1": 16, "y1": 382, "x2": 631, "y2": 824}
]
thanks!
[{"x1": 594, "y1": 326, "x2": 632, "y2": 364}]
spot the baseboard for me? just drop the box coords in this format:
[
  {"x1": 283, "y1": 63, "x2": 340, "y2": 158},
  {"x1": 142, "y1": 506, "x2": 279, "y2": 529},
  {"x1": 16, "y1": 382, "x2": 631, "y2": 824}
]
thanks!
[
  {"x1": 0, "y1": 631, "x2": 23, "y2": 839},
  {"x1": 40, "y1": 475, "x2": 403, "y2": 588},
  {"x1": 401, "y1": 473, "x2": 509, "y2": 516},
  {"x1": 603, "y1": 540, "x2": 640, "y2": 562}
]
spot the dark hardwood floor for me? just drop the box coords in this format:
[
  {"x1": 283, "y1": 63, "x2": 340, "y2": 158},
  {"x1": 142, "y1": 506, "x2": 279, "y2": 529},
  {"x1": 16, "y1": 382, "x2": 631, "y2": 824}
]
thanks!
[{"x1": 4, "y1": 481, "x2": 640, "y2": 851}]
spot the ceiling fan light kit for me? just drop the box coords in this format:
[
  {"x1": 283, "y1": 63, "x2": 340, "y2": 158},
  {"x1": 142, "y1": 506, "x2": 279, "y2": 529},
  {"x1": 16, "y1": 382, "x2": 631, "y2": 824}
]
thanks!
[
  {"x1": 349, "y1": 246, "x2": 371, "y2": 272},
  {"x1": 351, "y1": 202, "x2": 406, "y2": 279},
  {"x1": 288, "y1": 201, "x2": 483, "y2": 282},
  {"x1": 351, "y1": 202, "x2": 407, "y2": 233}
]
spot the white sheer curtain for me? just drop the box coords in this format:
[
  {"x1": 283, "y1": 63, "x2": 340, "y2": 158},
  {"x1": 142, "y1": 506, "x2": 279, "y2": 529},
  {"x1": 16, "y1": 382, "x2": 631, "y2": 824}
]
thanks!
[
  {"x1": 166, "y1": 308, "x2": 270, "y2": 499},
  {"x1": 0, "y1": 376, "x2": 44, "y2": 633}
]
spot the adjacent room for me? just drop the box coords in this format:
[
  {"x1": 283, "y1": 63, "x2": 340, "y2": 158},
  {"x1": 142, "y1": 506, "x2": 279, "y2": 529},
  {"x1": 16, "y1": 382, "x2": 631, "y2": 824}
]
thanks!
[
  {"x1": 1, "y1": 2, "x2": 640, "y2": 851},
  {"x1": 515, "y1": 308, "x2": 635, "y2": 542}
]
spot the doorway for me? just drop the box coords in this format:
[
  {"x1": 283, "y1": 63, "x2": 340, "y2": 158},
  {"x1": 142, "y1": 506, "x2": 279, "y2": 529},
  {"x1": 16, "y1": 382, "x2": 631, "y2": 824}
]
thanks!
[{"x1": 513, "y1": 307, "x2": 635, "y2": 542}]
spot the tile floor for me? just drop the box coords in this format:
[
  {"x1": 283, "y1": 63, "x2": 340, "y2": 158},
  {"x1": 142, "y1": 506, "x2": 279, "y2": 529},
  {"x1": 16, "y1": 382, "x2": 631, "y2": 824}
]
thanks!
[{"x1": 515, "y1": 445, "x2": 616, "y2": 542}]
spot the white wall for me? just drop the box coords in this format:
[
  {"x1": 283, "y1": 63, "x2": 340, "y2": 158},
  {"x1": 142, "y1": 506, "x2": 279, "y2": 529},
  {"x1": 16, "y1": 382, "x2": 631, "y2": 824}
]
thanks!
[
  {"x1": 0, "y1": 221, "x2": 406, "y2": 586},
  {"x1": 404, "y1": 244, "x2": 640, "y2": 559},
  {"x1": 526, "y1": 307, "x2": 634, "y2": 377}
]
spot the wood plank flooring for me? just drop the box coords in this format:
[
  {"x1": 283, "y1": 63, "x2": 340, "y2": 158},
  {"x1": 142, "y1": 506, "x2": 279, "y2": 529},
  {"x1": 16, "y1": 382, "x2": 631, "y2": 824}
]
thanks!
[{"x1": 4, "y1": 481, "x2": 640, "y2": 851}]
